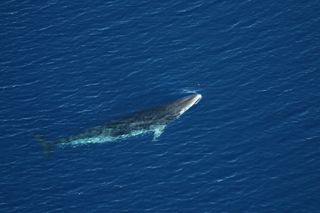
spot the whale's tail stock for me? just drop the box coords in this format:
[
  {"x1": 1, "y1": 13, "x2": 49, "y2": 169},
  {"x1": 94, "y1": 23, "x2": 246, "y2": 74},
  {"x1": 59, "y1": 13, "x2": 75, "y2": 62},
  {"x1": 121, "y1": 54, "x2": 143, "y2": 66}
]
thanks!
[{"x1": 34, "y1": 134, "x2": 54, "y2": 157}]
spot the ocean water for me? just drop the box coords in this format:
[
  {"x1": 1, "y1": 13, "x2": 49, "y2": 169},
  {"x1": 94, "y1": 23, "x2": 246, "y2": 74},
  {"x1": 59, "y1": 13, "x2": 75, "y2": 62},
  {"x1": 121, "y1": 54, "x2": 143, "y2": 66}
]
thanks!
[{"x1": 1, "y1": 0, "x2": 320, "y2": 212}]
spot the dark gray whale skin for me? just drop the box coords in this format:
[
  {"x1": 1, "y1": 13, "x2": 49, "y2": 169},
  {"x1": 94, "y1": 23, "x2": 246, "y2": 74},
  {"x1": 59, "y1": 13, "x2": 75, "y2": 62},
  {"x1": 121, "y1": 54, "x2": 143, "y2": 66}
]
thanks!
[{"x1": 35, "y1": 94, "x2": 202, "y2": 153}]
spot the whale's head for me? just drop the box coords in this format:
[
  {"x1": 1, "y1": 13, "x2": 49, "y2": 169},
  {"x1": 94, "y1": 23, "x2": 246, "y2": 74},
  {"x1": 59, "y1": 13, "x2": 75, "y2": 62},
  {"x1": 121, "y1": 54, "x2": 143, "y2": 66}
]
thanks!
[{"x1": 168, "y1": 94, "x2": 202, "y2": 117}]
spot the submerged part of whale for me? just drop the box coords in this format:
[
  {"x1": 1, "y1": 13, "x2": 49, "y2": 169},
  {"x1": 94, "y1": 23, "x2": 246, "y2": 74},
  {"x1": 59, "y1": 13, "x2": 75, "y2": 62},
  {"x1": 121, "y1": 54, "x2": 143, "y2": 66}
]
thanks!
[{"x1": 35, "y1": 93, "x2": 202, "y2": 154}]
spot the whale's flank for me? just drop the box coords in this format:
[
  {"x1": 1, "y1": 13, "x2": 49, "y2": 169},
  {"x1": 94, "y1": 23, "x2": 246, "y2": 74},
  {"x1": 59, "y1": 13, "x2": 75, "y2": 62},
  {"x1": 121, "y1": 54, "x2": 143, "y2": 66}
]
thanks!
[{"x1": 35, "y1": 94, "x2": 202, "y2": 153}]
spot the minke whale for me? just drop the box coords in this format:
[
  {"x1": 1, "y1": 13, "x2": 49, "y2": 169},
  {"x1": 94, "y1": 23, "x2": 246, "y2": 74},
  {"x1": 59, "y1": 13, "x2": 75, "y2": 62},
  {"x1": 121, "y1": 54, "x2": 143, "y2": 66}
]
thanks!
[{"x1": 35, "y1": 94, "x2": 202, "y2": 154}]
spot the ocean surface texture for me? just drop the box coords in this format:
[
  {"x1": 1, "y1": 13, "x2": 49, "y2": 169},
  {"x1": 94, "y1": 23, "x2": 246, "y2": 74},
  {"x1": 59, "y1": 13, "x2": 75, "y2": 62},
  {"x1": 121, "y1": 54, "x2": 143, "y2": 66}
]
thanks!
[{"x1": 1, "y1": 0, "x2": 320, "y2": 212}]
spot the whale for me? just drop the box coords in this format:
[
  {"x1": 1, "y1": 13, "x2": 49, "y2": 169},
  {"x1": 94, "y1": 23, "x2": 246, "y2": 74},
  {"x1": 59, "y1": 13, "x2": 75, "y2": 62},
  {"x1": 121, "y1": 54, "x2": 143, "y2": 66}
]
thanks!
[{"x1": 35, "y1": 93, "x2": 202, "y2": 154}]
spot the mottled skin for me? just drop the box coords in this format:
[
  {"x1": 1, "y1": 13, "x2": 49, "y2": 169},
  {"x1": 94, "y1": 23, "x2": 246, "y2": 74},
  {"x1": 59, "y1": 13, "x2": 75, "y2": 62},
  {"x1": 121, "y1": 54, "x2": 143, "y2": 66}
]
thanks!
[{"x1": 36, "y1": 94, "x2": 202, "y2": 153}]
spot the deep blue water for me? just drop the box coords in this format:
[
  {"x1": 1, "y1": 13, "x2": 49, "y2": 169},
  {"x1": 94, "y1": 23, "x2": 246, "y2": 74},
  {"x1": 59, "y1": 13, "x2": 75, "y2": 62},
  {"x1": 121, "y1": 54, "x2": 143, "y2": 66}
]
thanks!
[{"x1": 1, "y1": 0, "x2": 320, "y2": 212}]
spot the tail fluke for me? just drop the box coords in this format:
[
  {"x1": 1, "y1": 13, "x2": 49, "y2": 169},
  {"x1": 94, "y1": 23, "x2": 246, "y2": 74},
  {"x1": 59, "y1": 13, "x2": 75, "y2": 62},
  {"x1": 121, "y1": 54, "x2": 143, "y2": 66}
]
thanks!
[{"x1": 34, "y1": 134, "x2": 54, "y2": 157}]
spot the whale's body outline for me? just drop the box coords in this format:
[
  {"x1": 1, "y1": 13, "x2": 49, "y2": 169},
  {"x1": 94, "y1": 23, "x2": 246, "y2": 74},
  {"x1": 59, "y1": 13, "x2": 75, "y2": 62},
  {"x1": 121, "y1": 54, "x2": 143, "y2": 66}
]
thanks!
[{"x1": 35, "y1": 94, "x2": 202, "y2": 154}]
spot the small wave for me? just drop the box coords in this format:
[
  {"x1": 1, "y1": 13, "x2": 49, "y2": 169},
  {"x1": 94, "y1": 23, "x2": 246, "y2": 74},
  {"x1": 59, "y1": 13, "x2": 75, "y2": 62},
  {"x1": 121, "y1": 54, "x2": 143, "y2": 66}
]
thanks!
[{"x1": 179, "y1": 87, "x2": 203, "y2": 94}]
